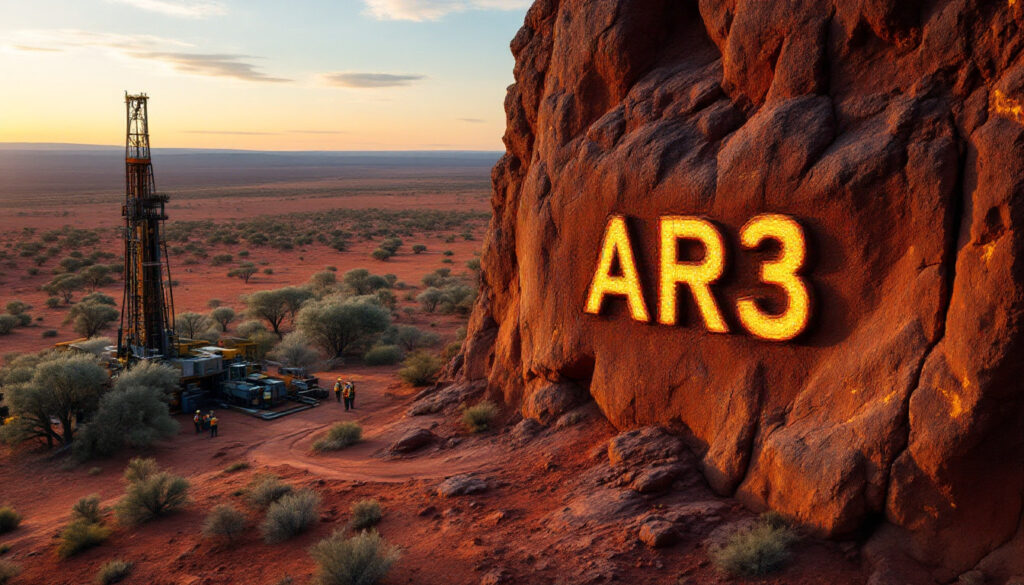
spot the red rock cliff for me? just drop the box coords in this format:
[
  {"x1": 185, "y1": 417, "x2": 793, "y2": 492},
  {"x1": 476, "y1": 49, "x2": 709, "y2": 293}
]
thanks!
[{"x1": 456, "y1": 0, "x2": 1024, "y2": 575}]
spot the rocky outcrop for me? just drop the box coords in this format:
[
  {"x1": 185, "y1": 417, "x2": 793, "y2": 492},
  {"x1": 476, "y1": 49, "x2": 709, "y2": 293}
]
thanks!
[{"x1": 455, "y1": 0, "x2": 1024, "y2": 575}]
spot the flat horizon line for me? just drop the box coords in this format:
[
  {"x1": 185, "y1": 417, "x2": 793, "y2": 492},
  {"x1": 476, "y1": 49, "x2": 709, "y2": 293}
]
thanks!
[{"x1": 0, "y1": 141, "x2": 505, "y2": 155}]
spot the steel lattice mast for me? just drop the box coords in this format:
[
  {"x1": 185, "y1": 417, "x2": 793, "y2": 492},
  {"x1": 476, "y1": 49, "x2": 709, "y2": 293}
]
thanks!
[{"x1": 118, "y1": 92, "x2": 176, "y2": 360}]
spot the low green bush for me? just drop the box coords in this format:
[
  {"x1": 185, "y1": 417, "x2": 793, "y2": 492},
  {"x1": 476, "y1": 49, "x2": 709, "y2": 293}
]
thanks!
[
  {"x1": 398, "y1": 352, "x2": 441, "y2": 386},
  {"x1": 0, "y1": 508, "x2": 20, "y2": 533},
  {"x1": 313, "y1": 422, "x2": 362, "y2": 452},
  {"x1": 72, "y1": 495, "x2": 103, "y2": 524},
  {"x1": 115, "y1": 463, "x2": 189, "y2": 526},
  {"x1": 349, "y1": 499, "x2": 382, "y2": 531},
  {"x1": 462, "y1": 401, "x2": 499, "y2": 433},
  {"x1": 711, "y1": 514, "x2": 798, "y2": 577},
  {"x1": 58, "y1": 519, "x2": 111, "y2": 558},
  {"x1": 247, "y1": 475, "x2": 293, "y2": 510},
  {"x1": 223, "y1": 461, "x2": 250, "y2": 474},
  {"x1": 310, "y1": 529, "x2": 399, "y2": 585},
  {"x1": 364, "y1": 345, "x2": 403, "y2": 366},
  {"x1": 202, "y1": 504, "x2": 247, "y2": 543},
  {"x1": 94, "y1": 559, "x2": 133, "y2": 584},
  {"x1": 260, "y1": 489, "x2": 320, "y2": 544}
]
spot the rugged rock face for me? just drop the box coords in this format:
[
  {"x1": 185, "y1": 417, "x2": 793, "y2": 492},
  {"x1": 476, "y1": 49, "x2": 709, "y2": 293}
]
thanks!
[{"x1": 456, "y1": 0, "x2": 1024, "y2": 575}]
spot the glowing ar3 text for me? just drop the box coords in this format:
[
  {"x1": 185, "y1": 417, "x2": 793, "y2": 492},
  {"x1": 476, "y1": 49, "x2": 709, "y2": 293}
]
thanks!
[{"x1": 583, "y1": 214, "x2": 811, "y2": 342}]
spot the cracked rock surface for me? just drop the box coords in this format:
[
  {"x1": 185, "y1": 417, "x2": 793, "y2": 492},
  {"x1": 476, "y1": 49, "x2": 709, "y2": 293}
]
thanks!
[{"x1": 450, "y1": 0, "x2": 1024, "y2": 575}]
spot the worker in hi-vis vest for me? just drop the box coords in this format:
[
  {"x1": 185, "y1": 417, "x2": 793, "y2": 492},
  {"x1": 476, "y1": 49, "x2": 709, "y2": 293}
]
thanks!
[
  {"x1": 334, "y1": 377, "x2": 343, "y2": 403},
  {"x1": 193, "y1": 410, "x2": 202, "y2": 434},
  {"x1": 209, "y1": 413, "x2": 219, "y2": 438}
]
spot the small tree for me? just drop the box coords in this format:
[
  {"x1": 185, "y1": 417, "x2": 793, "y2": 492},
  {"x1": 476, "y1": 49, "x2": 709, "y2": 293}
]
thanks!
[
  {"x1": 82, "y1": 264, "x2": 113, "y2": 291},
  {"x1": 297, "y1": 297, "x2": 391, "y2": 358},
  {"x1": 416, "y1": 288, "x2": 444, "y2": 312},
  {"x1": 228, "y1": 262, "x2": 258, "y2": 284},
  {"x1": 175, "y1": 312, "x2": 211, "y2": 340},
  {"x1": 66, "y1": 295, "x2": 119, "y2": 338},
  {"x1": 246, "y1": 287, "x2": 312, "y2": 339},
  {"x1": 210, "y1": 306, "x2": 236, "y2": 332},
  {"x1": 74, "y1": 384, "x2": 179, "y2": 460},
  {"x1": 2, "y1": 352, "x2": 108, "y2": 446},
  {"x1": 43, "y1": 273, "x2": 85, "y2": 304}
]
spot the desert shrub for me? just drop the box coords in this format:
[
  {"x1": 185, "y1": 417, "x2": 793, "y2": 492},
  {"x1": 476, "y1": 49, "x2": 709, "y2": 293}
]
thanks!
[
  {"x1": 207, "y1": 298, "x2": 223, "y2": 308},
  {"x1": 462, "y1": 401, "x2": 499, "y2": 433},
  {"x1": 224, "y1": 461, "x2": 250, "y2": 473},
  {"x1": 398, "y1": 352, "x2": 442, "y2": 386},
  {"x1": 236, "y1": 319, "x2": 268, "y2": 338},
  {"x1": 268, "y1": 331, "x2": 320, "y2": 370},
  {"x1": 412, "y1": 244, "x2": 427, "y2": 254},
  {"x1": 72, "y1": 495, "x2": 103, "y2": 524},
  {"x1": 443, "y1": 250, "x2": 454, "y2": 256},
  {"x1": 42, "y1": 329, "x2": 58, "y2": 338},
  {"x1": 364, "y1": 345, "x2": 403, "y2": 366},
  {"x1": 264, "y1": 268, "x2": 274, "y2": 275},
  {"x1": 383, "y1": 325, "x2": 441, "y2": 352},
  {"x1": 0, "y1": 316, "x2": 18, "y2": 335},
  {"x1": 310, "y1": 529, "x2": 399, "y2": 585},
  {"x1": 296, "y1": 297, "x2": 390, "y2": 359},
  {"x1": 0, "y1": 507, "x2": 20, "y2": 533},
  {"x1": 0, "y1": 561, "x2": 19, "y2": 585},
  {"x1": 202, "y1": 504, "x2": 247, "y2": 542},
  {"x1": 380, "y1": 238, "x2": 403, "y2": 254},
  {"x1": 247, "y1": 475, "x2": 294, "y2": 510},
  {"x1": 94, "y1": 559, "x2": 133, "y2": 584},
  {"x1": 175, "y1": 312, "x2": 212, "y2": 339},
  {"x1": 711, "y1": 516, "x2": 798, "y2": 577},
  {"x1": 313, "y1": 422, "x2": 362, "y2": 452},
  {"x1": 74, "y1": 383, "x2": 178, "y2": 460},
  {"x1": 349, "y1": 499, "x2": 382, "y2": 531},
  {"x1": 442, "y1": 341, "x2": 462, "y2": 361},
  {"x1": 260, "y1": 489, "x2": 320, "y2": 543},
  {"x1": 371, "y1": 248, "x2": 392, "y2": 262},
  {"x1": 58, "y1": 519, "x2": 111, "y2": 558},
  {"x1": 228, "y1": 262, "x2": 258, "y2": 283},
  {"x1": 5, "y1": 300, "x2": 28, "y2": 315},
  {"x1": 209, "y1": 306, "x2": 236, "y2": 331},
  {"x1": 211, "y1": 253, "x2": 233, "y2": 266},
  {"x1": 115, "y1": 464, "x2": 189, "y2": 526},
  {"x1": 45, "y1": 297, "x2": 61, "y2": 308}
]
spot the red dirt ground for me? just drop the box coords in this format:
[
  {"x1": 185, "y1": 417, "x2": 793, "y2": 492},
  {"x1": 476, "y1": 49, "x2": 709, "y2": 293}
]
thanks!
[{"x1": 0, "y1": 367, "x2": 867, "y2": 585}]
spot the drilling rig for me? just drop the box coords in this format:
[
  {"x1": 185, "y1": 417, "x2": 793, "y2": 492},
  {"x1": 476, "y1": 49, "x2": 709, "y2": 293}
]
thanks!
[{"x1": 117, "y1": 92, "x2": 176, "y2": 360}]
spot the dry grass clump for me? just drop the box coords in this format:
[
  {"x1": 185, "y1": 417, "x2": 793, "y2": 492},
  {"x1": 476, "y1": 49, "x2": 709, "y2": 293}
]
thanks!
[
  {"x1": 313, "y1": 422, "x2": 362, "y2": 452},
  {"x1": 94, "y1": 559, "x2": 133, "y2": 584},
  {"x1": 202, "y1": 505, "x2": 247, "y2": 543},
  {"x1": 261, "y1": 489, "x2": 321, "y2": 544},
  {"x1": 461, "y1": 401, "x2": 499, "y2": 433},
  {"x1": 310, "y1": 529, "x2": 399, "y2": 585},
  {"x1": 247, "y1": 475, "x2": 294, "y2": 509},
  {"x1": 711, "y1": 513, "x2": 798, "y2": 577},
  {"x1": 349, "y1": 499, "x2": 382, "y2": 531}
]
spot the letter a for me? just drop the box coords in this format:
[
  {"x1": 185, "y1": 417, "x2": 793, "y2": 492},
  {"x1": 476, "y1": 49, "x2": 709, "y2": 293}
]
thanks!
[{"x1": 584, "y1": 215, "x2": 650, "y2": 322}]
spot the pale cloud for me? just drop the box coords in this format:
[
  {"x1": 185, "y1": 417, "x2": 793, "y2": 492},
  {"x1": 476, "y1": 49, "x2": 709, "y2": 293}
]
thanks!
[
  {"x1": 322, "y1": 72, "x2": 424, "y2": 88},
  {"x1": 105, "y1": 0, "x2": 226, "y2": 18},
  {"x1": 4, "y1": 29, "x2": 287, "y2": 83},
  {"x1": 458, "y1": 117, "x2": 485, "y2": 123},
  {"x1": 135, "y1": 52, "x2": 290, "y2": 82},
  {"x1": 363, "y1": 0, "x2": 529, "y2": 21}
]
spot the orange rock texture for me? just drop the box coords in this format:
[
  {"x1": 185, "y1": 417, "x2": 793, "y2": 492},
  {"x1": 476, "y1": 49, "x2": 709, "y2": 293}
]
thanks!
[{"x1": 452, "y1": 0, "x2": 1024, "y2": 575}]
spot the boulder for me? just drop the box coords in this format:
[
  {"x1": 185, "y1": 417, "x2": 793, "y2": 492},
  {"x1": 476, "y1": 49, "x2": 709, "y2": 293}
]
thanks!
[
  {"x1": 409, "y1": 381, "x2": 485, "y2": 416},
  {"x1": 637, "y1": 518, "x2": 678, "y2": 548},
  {"x1": 437, "y1": 474, "x2": 490, "y2": 497},
  {"x1": 390, "y1": 428, "x2": 437, "y2": 454},
  {"x1": 521, "y1": 382, "x2": 585, "y2": 423},
  {"x1": 455, "y1": 0, "x2": 1024, "y2": 576},
  {"x1": 510, "y1": 417, "x2": 545, "y2": 444},
  {"x1": 630, "y1": 464, "x2": 683, "y2": 495},
  {"x1": 607, "y1": 427, "x2": 685, "y2": 467}
]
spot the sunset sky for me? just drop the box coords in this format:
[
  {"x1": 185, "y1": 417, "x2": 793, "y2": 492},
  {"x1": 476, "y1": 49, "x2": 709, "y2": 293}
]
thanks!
[{"x1": 0, "y1": 0, "x2": 529, "y2": 150}]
